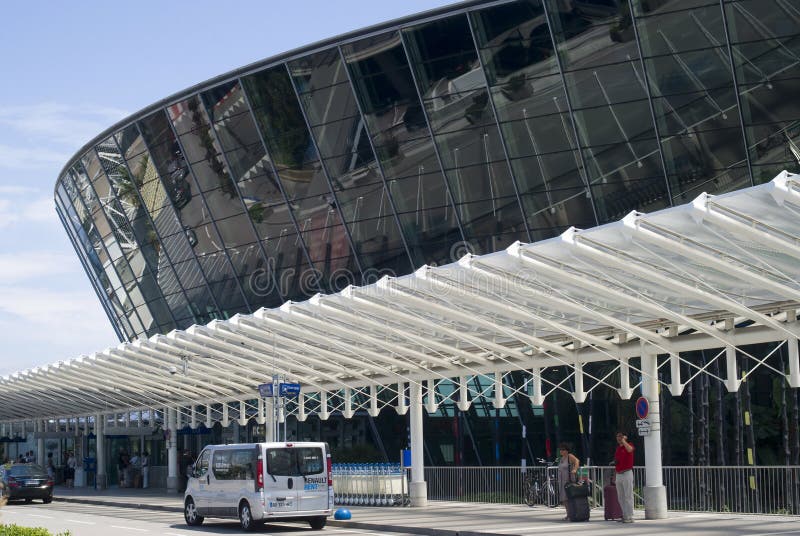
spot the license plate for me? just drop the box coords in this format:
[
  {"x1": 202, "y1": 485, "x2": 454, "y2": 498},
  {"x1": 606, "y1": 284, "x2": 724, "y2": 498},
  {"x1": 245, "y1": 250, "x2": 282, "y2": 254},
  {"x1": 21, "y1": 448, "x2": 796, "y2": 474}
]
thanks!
[{"x1": 25, "y1": 480, "x2": 37, "y2": 486}]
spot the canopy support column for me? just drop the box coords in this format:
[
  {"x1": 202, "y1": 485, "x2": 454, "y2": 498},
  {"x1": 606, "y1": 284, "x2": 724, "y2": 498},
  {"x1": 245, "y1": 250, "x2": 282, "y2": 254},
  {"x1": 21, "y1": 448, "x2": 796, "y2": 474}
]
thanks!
[
  {"x1": 36, "y1": 420, "x2": 45, "y2": 467},
  {"x1": 409, "y1": 381, "x2": 427, "y2": 507},
  {"x1": 788, "y1": 335, "x2": 800, "y2": 388},
  {"x1": 96, "y1": 414, "x2": 107, "y2": 490},
  {"x1": 641, "y1": 344, "x2": 667, "y2": 519},
  {"x1": 167, "y1": 407, "x2": 178, "y2": 493}
]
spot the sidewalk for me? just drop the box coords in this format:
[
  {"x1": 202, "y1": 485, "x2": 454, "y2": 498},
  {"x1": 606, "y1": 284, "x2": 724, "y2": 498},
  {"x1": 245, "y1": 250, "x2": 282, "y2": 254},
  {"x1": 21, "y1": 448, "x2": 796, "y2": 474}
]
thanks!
[
  {"x1": 50, "y1": 486, "x2": 608, "y2": 535},
  {"x1": 51, "y1": 487, "x2": 800, "y2": 536}
]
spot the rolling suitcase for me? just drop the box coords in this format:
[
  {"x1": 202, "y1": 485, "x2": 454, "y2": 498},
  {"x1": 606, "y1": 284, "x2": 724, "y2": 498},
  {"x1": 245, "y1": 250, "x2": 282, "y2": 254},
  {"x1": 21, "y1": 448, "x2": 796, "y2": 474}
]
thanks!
[
  {"x1": 603, "y1": 478, "x2": 623, "y2": 520},
  {"x1": 565, "y1": 481, "x2": 591, "y2": 522}
]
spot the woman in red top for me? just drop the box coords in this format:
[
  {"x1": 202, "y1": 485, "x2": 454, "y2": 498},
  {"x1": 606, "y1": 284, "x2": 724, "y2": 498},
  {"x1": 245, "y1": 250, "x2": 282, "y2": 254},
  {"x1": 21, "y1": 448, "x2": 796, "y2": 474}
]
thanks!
[{"x1": 614, "y1": 432, "x2": 635, "y2": 523}]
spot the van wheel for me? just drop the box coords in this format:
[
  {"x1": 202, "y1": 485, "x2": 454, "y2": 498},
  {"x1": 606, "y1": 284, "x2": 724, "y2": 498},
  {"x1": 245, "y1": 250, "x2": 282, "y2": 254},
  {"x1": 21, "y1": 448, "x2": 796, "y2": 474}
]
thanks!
[
  {"x1": 184, "y1": 498, "x2": 204, "y2": 526},
  {"x1": 309, "y1": 516, "x2": 327, "y2": 530},
  {"x1": 239, "y1": 501, "x2": 255, "y2": 531}
]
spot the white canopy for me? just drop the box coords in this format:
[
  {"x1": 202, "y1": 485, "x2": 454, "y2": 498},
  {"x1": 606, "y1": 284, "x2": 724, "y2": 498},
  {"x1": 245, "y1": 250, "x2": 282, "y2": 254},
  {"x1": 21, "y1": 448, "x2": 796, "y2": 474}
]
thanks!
[{"x1": 4, "y1": 171, "x2": 800, "y2": 427}]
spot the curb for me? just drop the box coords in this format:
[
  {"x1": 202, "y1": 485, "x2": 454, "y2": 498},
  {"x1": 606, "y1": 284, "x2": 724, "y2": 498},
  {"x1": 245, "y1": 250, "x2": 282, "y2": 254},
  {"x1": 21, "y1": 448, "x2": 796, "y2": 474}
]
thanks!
[
  {"x1": 327, "y1": 520, "x2": 513, "y2": 536},
  {"x1": 54, "y1": 496, "x2": 181, "y2": 513},
  {"x1": 52, "y1": 497, "x2": 517, "y2": 536}
]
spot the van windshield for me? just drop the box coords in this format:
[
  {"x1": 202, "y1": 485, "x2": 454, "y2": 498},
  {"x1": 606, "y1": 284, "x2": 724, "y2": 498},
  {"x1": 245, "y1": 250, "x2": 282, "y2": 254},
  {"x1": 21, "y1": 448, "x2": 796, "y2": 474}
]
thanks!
[{"x1": 267, "y1": 447, "x2": 324, "y2": 476}]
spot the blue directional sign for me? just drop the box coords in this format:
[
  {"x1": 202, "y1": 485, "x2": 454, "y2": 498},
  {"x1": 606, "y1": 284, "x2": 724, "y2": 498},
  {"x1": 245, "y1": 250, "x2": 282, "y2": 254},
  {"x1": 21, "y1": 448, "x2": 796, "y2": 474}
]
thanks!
[
  {"x1": 259, "y1": 382, "x2": 300, "y2": 397},
  {"x1": 279, "y1": 382, "x2": 301, "y2": 397}
]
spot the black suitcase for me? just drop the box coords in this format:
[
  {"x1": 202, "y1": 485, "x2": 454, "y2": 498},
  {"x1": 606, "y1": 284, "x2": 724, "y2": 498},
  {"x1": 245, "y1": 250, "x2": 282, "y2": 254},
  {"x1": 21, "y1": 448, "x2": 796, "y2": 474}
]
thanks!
[{"x1": 568, "y1": 494, "x2": 591, "y2": 522}]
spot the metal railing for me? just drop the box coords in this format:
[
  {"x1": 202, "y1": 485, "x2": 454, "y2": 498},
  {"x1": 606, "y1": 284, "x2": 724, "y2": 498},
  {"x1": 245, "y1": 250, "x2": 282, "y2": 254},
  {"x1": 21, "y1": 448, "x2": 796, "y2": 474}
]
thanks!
[{"x1": 419, "y1": 465, "x2": 800, "y2": 515}]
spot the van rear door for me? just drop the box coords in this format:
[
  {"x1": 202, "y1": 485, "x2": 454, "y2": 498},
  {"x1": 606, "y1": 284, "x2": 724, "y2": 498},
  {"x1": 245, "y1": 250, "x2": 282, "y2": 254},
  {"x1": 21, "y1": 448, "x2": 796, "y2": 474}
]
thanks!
[
  {"x1": 296, "y1": 445, "x2": 329, "y2": 512},
  {"x1": 264, "y1": 446, "x2": 298, "y2": 513}
]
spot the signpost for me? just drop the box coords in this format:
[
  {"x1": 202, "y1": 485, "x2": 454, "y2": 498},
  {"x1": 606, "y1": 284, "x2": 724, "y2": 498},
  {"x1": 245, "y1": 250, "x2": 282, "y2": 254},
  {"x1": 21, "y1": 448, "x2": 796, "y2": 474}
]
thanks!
[
  {"x1": 257, "y1": 380, "x2": 301, "y2": 442},
  {"x1": 635, "y1": 396, "x2": 651, "y2": 436}
]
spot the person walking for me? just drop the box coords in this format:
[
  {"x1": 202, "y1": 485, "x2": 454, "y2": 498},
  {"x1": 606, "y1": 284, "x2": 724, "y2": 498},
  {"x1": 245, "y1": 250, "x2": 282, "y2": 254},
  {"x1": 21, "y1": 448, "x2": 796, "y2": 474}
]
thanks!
[
  {"x1": 557, "y1": 443, "x2": 581, "y2": 520},
  {"x1": 45, "y1": 453, "x2": 55, "y2": 481},
  {"x1": 178, "y1": 449, "x2": 192, "y2": 493},
  {"x1": 614, "y1": 431, "x2": 635, "y2": 524},
  {"x1": 141, "y1": 451, "x2": 150, "y2": 489},
  {"x1": 65, "y1": 451, "x2": 76, "y2": 488}
]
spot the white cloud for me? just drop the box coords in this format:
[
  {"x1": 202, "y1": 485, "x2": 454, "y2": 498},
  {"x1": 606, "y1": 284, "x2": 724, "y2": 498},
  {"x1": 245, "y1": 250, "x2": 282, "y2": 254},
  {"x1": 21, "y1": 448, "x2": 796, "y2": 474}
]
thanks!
[
  {"x1": 0, "y1": 284, "x2": 118, "y2": 375},
  {"x1": 0, "y1": 251, "x2": 80, "y2": 284},
  {"x1": 0, "y1": 102, "x2": 129, "y2": 150},
  {"x1": 0, "y1": 186, "x2": 40, "y2": 195},
  {"x1": 0, "y1": 144, "x2": 70, "y2": 170},
  {"x1": 0, "y1": 195, "x2": 58, "y2": 228}
]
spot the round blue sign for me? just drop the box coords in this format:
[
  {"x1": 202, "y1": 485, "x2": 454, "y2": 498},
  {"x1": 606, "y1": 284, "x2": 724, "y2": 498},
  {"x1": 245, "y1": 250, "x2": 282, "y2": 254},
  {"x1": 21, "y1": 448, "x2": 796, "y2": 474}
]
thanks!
[{"x1": 635, "y1": 397, "x2": 649, "y2": 419}]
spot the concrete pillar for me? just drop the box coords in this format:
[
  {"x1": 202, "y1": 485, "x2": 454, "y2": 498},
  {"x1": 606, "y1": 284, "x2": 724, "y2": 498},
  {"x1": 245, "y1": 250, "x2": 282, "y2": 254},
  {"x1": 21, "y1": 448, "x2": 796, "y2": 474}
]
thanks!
[
  {"x1": 36, "y1": 420, "x2": 45, "y2": 466},
  {"x1": 641, "y1": 344, "x2": 667, "y2": 519},
  {"x1": 222, "y1": 403, "x2": 230, "y2": 428},
  {"x1": 265, "y1": 398, "x2": 275, "y2": 442},
  {"x1": 618, "y1": 358, "x2": 633, "y2": 400},
  {"x1": 409, "y1": 381, "x2": 427, "y2": 507},
  {"x1": 788, "y1": 335, "x2": 800, "y2": 388},
  {"x1": 96, "y1": 414, "x2": 107, "y2": 489},
  {"x1": 167, "y1": 407, "x2": 179, "y2": 492}
]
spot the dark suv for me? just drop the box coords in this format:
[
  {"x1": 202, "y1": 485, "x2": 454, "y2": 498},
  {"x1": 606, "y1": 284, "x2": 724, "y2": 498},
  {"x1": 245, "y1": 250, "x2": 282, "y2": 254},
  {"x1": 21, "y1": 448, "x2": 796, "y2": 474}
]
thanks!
[{"x1": 2, "y1": 464, "x2": 53, "y2": 503}]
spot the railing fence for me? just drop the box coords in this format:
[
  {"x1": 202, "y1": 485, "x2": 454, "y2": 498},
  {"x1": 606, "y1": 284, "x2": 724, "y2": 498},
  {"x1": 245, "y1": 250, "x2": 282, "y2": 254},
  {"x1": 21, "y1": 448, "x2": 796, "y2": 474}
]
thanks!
[{"x1": 331, "y1": 465, "x2": 800, "y2": 515}]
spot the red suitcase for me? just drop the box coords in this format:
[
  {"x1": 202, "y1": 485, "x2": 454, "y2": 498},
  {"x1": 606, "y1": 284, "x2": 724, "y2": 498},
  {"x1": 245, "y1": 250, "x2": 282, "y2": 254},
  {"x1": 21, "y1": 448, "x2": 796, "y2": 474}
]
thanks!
[{"x1": 604, "y1": 476, "x2": 623, "y2": 521}]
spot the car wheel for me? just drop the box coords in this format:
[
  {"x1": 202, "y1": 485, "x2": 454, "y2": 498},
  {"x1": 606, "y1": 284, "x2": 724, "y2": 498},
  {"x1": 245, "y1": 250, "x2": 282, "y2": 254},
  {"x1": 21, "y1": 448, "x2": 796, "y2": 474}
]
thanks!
[
  {"x1": 24, "y1": 498, "x2": 32, "y2": 504},
  {"x1": 239, "y1": 501, "x2": 255, "y2": 531},
  {"x1": 309, "y1": 516, "x2": 327, "y2": 530},
  {"x1": 184, "y1": 498, "x2": 204, "y2": 526},
  {"x1": 42, "y1": 497, "x2": 52, "y2": 504}
]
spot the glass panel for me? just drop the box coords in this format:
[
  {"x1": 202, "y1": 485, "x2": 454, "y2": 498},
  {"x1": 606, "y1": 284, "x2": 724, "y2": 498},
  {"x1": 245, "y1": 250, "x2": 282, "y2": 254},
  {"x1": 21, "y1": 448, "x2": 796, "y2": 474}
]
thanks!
[
  {"x1": 299, "y1": 83, "x2": 360, "y2": 127},
  {"x1": 661, "y1": 130, "x2": 749, "y2": 201},
  {"x1": 634, "y1": 5, "x2": 725, "y2": 56},
  {"x1": 471, "y1": 1, "x2": 595, "y2": 234},
  {"x1": 635, "y1": 1, "x2": 751, "y2": 201},
  {"x1": 343, "y1": 31, "x2": 459, "y2": 266},
  {"x1": 208, "y1": 278, "x2": 248, "y2": 315},
  {"x1": 470, "y1": 0, "x2": 558, "y2": 86},
  {"x1": 522, "y1": 187, "x2": 595, "y2": 241},
  {"x1": 546, "y1": 0, "x2": 631, "y2": 71},
  {"x1": 115, "y1": 123, "x2": 147, "y2": 161},
  {"x1": 290, "y1": 48, "x2": 409, "y2": 276},
  {"x1": 404, "y1": 15, "x2": 526, "y2": 252},
  {"x1": 724, "y1": 1, "x2": 800, "y2": 189}
]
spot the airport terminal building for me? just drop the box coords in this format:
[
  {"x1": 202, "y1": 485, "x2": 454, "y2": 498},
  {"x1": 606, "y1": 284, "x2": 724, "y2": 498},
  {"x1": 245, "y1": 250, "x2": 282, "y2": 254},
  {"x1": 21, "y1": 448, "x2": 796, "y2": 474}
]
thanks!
[{"x1": 48, "y1": 0, "x2": 800, "y2": 474}]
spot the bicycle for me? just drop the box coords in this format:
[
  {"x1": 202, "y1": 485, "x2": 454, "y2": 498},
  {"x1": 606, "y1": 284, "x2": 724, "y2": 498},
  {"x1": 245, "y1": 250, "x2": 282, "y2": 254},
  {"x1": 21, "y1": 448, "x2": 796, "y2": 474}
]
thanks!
[{"x1": 523, "y1": 458, "x2": 558, "y2": 507}]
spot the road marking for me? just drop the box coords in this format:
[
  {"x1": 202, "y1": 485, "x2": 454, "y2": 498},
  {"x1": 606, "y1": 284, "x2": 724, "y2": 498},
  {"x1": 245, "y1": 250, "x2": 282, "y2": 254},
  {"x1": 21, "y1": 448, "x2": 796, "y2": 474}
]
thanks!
[
  {"x1": 111, "y1": 525, "x2": 148, "y2": 532},
  {"x1": 27, "y1": 514, "x2": 53, "y2": 519},
  {"x1": 66, "y1": 519, "x2": 96, "y2": 525}
]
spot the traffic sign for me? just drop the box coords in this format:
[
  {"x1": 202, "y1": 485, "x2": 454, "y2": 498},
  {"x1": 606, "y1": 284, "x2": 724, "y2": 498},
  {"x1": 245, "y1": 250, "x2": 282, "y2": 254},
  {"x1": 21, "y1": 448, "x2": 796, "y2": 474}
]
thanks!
[
  {"x1": 636, "y1": 418, "x2": 651, "y2": 437},
  {"x1": 279, "y1": 382, "x2": 301, "y2": 397},
  {"x1": 259, "y1": 382, "x2": 301, "y2": 397},
  {"x1": 635, "y1": 396, "x2": 649, "y2": 419},
  {"x1": 258, "y1": 383, "x2": 274, "y2": 398}
]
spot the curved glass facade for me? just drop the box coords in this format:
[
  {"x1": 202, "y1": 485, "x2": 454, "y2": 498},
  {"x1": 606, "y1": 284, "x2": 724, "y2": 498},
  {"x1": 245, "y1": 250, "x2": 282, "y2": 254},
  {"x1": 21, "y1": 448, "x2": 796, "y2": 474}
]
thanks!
[{"x1": 56, "y1": 0, "x2": 800, "y2": 341}]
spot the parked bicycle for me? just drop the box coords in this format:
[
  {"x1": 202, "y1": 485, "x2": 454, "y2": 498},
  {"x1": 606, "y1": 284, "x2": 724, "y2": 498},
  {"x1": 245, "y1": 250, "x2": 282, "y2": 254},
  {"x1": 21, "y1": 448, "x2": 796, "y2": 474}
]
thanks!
[{"x1": 522, "y1": 458, "x2": 558, "y2": 507}]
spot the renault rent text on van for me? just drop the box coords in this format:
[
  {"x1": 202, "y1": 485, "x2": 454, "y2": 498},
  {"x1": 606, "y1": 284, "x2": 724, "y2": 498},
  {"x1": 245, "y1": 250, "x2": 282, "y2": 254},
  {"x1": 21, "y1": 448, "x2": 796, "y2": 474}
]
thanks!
[{"x1": 184, "y1": 442, "x2": 332, "y2": 531}]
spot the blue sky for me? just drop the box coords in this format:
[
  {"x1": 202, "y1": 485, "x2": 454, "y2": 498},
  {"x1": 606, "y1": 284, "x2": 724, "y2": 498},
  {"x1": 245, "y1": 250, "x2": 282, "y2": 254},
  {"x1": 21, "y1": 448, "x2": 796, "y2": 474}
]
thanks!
[{"x1": 0, "y1": 0, "x2": 457, "y2": 376}]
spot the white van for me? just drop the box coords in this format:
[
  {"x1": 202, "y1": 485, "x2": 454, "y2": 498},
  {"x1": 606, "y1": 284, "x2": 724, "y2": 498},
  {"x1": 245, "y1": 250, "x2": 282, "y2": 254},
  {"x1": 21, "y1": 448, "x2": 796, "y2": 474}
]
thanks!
[{"x1": 183, "y1": 442, "x2": 332, "y2": 531}]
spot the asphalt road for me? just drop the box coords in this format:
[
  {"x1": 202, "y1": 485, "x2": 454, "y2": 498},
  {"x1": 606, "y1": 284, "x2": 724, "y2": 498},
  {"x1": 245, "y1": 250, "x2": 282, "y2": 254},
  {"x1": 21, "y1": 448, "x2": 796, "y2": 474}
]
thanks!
[{"x1": 0, "y1": 501, "x2": 399, "y2": 536}]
